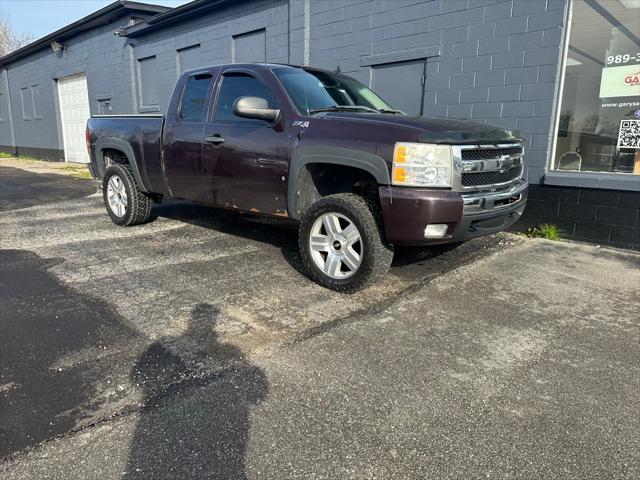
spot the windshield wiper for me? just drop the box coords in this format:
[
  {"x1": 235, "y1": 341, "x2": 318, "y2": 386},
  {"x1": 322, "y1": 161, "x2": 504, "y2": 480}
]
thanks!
[
  {"x1": 377, "y1": 108, "x2": 405, "y2": 115},
  {"x1": 308, "y1": 105, "x2": 379, "y2": 114}
]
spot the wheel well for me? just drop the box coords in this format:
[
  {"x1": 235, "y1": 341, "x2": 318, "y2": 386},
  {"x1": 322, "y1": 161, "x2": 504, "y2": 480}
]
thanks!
[
  {"x1": 102, "y1": 148, "x2": 130, "y2": 168},
  {"x1": 100, "y1": 147, "x2": 156, "y2": 198},
  {"x1": 295, "y1": 163, "x2": 379, "y2": 217}
]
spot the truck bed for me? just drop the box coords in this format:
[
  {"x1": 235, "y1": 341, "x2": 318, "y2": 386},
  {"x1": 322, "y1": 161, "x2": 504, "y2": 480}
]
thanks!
[{"x1": 87, "y1": 114, "x2": 167, "y2": 194}]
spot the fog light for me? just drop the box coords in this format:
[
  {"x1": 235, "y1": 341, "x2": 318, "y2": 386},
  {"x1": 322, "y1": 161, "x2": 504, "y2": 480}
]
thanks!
[{"x1": 424, "y1": 224, "x2": 448, "y2": 238}]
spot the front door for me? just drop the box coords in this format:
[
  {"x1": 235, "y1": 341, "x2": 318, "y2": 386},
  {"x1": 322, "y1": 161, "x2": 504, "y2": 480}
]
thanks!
[
  {"x1": 203, "y1": 70, "x2": 289, "y2": 215},
  {"x1": 163, "y1": 72, "x2": 213, "y2": 201}
]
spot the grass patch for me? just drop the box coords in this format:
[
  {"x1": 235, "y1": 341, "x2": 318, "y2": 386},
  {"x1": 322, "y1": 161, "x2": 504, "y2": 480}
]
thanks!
[
  {"x1": 59, "y1": 164, "x2": 93, "y2": 180},
  {"x1": 520, "y1": 224, "x2": 561, "y2": 241},
  {"x1": 71, "y1": 171, "x2": 93, "y2": 180},
  {"x1": 0, "y1": 153, "x2": 93, "y2": 179},
  {"x1": 0, "y1": 152, "x2": 40, "y2": 161}
]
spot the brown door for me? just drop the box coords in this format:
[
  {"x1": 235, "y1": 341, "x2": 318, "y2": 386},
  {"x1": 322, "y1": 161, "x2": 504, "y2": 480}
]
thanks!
[{"x1": 203, "y1": 70, "x2": 289, "y2": 215}]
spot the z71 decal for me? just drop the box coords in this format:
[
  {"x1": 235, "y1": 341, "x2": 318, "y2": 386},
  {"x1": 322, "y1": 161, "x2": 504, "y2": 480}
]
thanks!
[{"x1": 293, "y1": 121, "x2": 310, "y2": 128}]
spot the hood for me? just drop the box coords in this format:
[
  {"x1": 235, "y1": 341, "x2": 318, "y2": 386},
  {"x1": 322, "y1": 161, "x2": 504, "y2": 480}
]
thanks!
[{"x1": 315, "y1": 112, "x2": 523, "y2": 145}]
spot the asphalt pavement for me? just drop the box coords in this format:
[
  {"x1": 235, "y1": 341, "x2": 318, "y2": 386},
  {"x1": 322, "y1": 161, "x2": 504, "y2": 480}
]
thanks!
[{"x1": 1, "y1": 161, "x2": 638, "y2": 479}]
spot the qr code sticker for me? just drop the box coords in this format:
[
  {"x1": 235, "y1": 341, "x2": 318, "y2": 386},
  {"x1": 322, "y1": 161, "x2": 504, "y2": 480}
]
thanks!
[{"x1": 617, "y1": 120, "x2": 640, "y2": 149}]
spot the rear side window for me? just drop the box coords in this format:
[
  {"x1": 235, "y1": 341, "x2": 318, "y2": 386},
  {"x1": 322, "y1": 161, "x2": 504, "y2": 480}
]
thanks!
[
  {"x1": 214, "y1": 72, "x2": 276, "y2": 122},
  {"x1": 179, "y1": 74, "x2": 212, "y2": 121}
]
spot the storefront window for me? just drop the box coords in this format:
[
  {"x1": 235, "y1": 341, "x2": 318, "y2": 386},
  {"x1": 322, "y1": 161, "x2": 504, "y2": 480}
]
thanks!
[{"x1": 554, "y1": 0, "x2": 640, "y2": 175}]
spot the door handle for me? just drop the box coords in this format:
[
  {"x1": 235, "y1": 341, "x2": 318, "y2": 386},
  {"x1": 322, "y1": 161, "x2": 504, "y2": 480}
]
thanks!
[
  {"x1": 257, "y1": 158, "x2": 280, "y2": 167},
  {"x1": 206, "y1": 135, "x2": 226, "y2": 145}
]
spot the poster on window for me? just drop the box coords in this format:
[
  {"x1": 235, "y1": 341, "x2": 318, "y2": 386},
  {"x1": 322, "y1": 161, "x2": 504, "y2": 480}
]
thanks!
[
  {"x1": 599, "y1": 52, "x2": 640, "y2": 161},
  {"x1": 599, "y1": 64, "x2": 640, "y2": 99}
]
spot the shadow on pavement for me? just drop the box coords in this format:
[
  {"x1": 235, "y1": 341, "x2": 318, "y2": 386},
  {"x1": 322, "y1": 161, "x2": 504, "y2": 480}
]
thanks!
[
  {"x1": 0, "y1": 166, "x2": 96, "y2": 211},
  {"x1": 391, "y1": 242, "x2": 463, "y2": 267},
  {"x1": 123, "y1": 303, "x2": 268, "y2": 480},
  {"x1": 0, "y1": 250, "x2": 140, "y2": 457},
  {"x1": 152, "y1": 200, "x2": 462, "y2": 279},
  {"x1": 153, "y1": 200, "x2": 309, "y2": 277}
]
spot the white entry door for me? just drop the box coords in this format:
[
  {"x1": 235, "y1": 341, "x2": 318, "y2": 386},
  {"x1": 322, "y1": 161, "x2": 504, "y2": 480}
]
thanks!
[{"x1": 57, "y1": 74, "x2": 91, "y2": 163}]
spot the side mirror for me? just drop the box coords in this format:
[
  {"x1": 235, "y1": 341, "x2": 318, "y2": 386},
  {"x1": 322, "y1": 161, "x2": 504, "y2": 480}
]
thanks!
[{"x1": 233, "y1": 96, "x2": 280, "y2": 122}]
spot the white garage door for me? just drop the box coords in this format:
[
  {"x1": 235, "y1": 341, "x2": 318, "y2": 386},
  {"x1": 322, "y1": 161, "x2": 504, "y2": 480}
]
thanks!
[{"x1": 57, "y1": 74, "x2": 91, "y2": 163}]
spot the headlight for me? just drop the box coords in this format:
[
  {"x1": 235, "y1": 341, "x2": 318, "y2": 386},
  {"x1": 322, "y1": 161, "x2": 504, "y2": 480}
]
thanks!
[{"x1": 392, "y1": 142, "x2": 452, "y2": 188}]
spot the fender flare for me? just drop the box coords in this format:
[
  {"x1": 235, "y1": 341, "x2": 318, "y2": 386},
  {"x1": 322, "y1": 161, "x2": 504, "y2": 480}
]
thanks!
[
  {"x1": 287, "y1": 146, "x2": 391, "y2": 220},
  {"x1": 95, "y1": 138, "x2": 150, "y2": 193}
]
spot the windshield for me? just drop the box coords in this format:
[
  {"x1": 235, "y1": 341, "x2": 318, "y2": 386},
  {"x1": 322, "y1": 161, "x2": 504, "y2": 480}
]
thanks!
[{"x1": 272, "y1": 67, "x2": 394, "y2": 115}]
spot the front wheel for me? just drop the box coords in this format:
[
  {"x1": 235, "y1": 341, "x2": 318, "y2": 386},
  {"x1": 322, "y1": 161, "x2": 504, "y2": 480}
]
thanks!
[
  {"x1": 298, "y1": 193, "x2": 393, "y2": 292},
  {"x1": 103, "y1": 164, "x2": 152, "y2": 226}
]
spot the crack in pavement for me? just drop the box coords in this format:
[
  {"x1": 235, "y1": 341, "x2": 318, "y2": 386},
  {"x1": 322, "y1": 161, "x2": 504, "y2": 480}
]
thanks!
[{"x1": 289, "y1": 237, "x2": 521, "y2": 345}]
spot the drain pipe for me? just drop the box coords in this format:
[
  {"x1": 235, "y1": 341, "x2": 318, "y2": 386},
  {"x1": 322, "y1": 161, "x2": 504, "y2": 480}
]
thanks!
[{"x1": 2, "y1": 67, "x2": 17, "y2": 155}]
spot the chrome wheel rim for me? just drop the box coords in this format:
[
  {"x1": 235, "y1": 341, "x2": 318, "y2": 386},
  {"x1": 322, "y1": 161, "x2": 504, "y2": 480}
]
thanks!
[
  {"x1": 309, "y1": 212, "x2": 363, "y2": 279},
  {"x1": 106, "y1": 175, "x2": 128, "y2": 218}
]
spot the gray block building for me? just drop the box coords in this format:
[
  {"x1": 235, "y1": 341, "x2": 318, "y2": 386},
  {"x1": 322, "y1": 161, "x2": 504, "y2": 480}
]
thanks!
[{"x1": 0, "y1": 0, "x2": 638, "y2": 248}]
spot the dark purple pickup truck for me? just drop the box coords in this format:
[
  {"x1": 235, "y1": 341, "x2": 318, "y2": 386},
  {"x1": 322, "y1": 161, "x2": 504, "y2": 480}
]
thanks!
[{"x1": 87, "y1": 63, "x2": 527, "y2": 292}]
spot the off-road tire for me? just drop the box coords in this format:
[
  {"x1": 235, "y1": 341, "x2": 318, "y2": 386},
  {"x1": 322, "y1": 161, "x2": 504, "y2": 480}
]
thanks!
[
  {"x1": 299, "y1": 193, "x2": 394, "y2": 292},
  {"x1": 103, "y1": 164, "x2": 152, "y2": 226}
]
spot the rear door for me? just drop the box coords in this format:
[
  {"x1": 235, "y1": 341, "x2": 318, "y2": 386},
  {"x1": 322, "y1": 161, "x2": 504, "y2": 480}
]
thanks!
[
  {"x1": 163, "y1": 72, "x2": 214, "y2": 201},
  {"x1": 202, "y1": 68, "x2": 289, "y2": 214}
]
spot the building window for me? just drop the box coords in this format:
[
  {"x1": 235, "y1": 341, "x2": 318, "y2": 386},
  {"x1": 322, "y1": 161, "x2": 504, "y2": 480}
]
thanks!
[
  {"x1": 554, "y1": 0, "x2": 640, "y2": 175},
  {"x1": 31, "y1": 85, "x2": 41, "y2": 119},
  {"x1": 0, "y1": 93, "x2": 6, "y2": 122},
  {"x1": 137, "y1": 56, "x2": 160, "y2": 111},
  {"x1": 20, "y1": 85, "x2": 42, "y2": 120},
  {"x1": 20, "y1": 87, "x2": 33, "y2": 120},
  {"x1": 177, "y1": 45, "x2": 201, "y2": 75}
]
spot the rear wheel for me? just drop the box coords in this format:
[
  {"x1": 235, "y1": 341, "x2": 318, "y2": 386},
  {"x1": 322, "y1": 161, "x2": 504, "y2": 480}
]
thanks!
[
  {"x1": 103, "y1": 164, "x2": 152, "y2": 226},
  {"x1": 299, "y1": 193, "x2": 393, "y2": 292}
]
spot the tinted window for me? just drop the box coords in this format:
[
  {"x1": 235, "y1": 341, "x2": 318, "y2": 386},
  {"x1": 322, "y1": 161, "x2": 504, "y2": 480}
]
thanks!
[
  {"x1": 180, "y1": 74, "x2": 212, "y2": 121},
  {"x1": 215, "y1": 73, "x2": 276, "y2": 122}
]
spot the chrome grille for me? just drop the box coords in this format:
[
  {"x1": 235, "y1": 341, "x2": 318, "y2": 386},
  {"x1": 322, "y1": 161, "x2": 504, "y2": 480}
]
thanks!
[
  {"x1": 461, "y1": 146, "x2": 522, "y2": 160},
  {"x1": 461, "y1": 165, "x2": 523, "y2": 187},
  {"x1": 456, "y1": 143, "x2": 524, "y2": 191}
]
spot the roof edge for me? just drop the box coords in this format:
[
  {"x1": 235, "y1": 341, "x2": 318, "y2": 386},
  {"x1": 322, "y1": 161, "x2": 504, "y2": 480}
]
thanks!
[
  {"x1": 118, "y1": 0, "x2": 233, "y2": 37},
  {"x1": 0, "y1": 1, "x2": 171, "y2": 67}
]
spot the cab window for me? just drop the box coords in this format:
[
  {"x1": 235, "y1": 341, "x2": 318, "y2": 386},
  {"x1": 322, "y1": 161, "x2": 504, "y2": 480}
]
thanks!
[
  {"x1": 179, "y1": 73, "x2": 212, "y2": 122},
  {"x1": 214, "y1": 72, "x2": 276, "y2": 122}
]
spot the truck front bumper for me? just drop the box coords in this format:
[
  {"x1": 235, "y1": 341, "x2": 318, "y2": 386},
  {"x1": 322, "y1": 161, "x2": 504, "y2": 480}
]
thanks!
[{"x1": 379, "y1": 180, "x2": 528, "y2": 246}]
